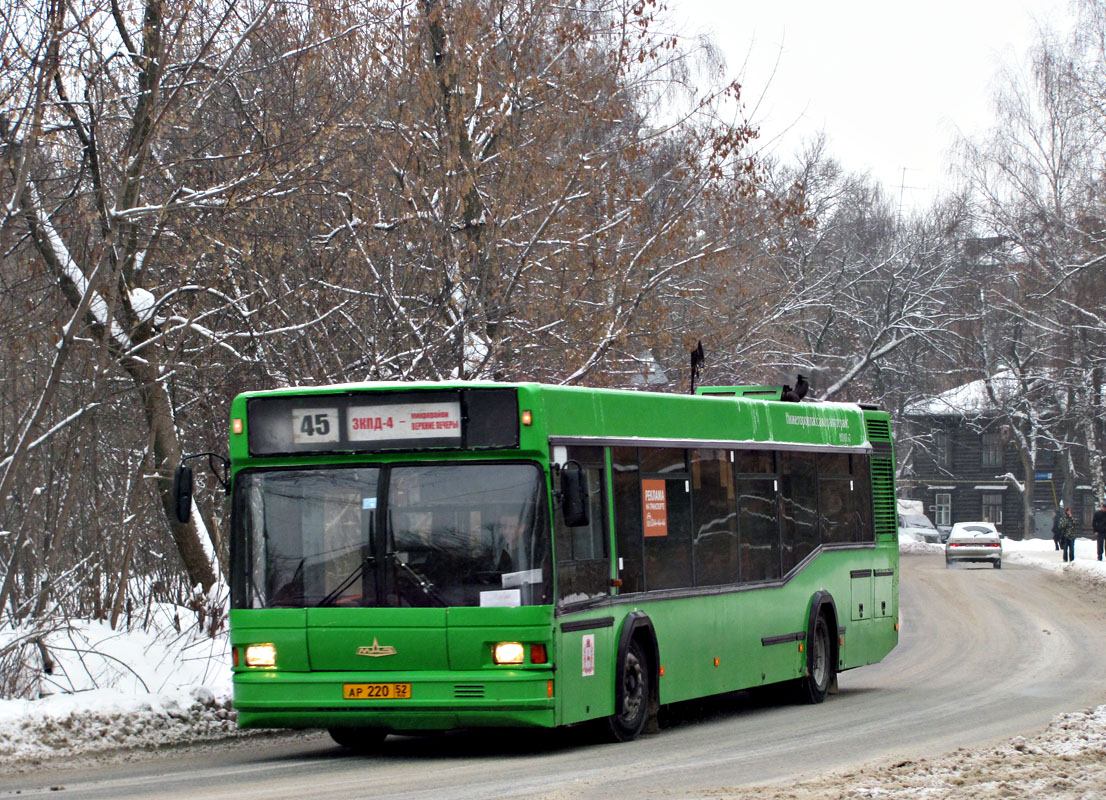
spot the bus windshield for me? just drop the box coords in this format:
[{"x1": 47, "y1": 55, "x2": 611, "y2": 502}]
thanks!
[{"x1": 233, "y1": 463, "x2": 550, "y2": 609}]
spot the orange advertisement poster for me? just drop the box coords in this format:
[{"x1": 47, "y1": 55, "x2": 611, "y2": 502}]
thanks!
[{"x1": 642, "y1": 479, "x2": 668, "y2": 537}]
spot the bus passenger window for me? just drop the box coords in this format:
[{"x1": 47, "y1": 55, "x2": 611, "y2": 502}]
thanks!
[
  {"x1": 642, "y1": 472, "x2": 693, "y2": 590},
  {"x1": 555, "y1": 456, "x2": 609, "y2": 607},
  {"x1": 819, "y1": 479, "x2": 855, "y2": 542},
  {"x1": 853, "y1": 456, "x2": 874, "y2": 541},
  {"x1": 612, "y1": 447, "x2": 644, "y2": 593},
  {"x1": 780, "y1": 452, "x2": 818, "y2": 574},
  {"x1": 739, "y1": 478, "x2": 779, "y2": 582},
  {"x1": 691, "y1": 449, "x2": 738, "y2": 586}
]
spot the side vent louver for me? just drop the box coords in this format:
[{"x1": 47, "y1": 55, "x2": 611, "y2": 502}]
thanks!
[
  {"x1": 870, "y1": 456, "x2": 896, "y2": 536},
  {"x1": 866, "y1": 418, "x2": 891, "y2": 442}
]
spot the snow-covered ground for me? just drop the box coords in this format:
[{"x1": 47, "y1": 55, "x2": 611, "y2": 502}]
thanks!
[
  {"x1": 0, "y1": 607, "x2": 244, "y2": 764},
  {"x1": 3, "y1": 537, "x2": 1106, "y2": 797}
]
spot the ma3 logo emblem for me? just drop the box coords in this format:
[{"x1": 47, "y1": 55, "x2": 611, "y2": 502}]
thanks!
[{"x1": 356, "y1": 638, "x2": 397, "y2": 657}]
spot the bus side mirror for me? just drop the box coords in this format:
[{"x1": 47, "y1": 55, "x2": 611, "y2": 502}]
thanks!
[
  {"x1": 172, "y1": 465, "x2": 193, "y2": 524},
  {"x1": 561, "y1": 461, "x2": 589, "y2": 527}
]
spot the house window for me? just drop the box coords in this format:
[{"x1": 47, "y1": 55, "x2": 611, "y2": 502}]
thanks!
[
  {"x1": 982, "y1": 493, "x2": 1003, "y2": 525},
  {"x1": 934, "y1": 430, "x2": 951, "y2": 468},
  {"x1": 934, "y1": 493, "x2": 951, "y2": 527},
  {"x1": 981, "y1": 432, "x2": 1002, "y2": 467}
]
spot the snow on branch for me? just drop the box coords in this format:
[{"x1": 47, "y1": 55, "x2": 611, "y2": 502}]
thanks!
[
  {"x1": 995, "y1": 472, "x2": 1027, "y2": 494},
  {"x1": 0, "y1": 403, "x2": 102, "y2": 470},
  {"x1": 29, "y1": 187, "x2": 132, "y2": 350}
]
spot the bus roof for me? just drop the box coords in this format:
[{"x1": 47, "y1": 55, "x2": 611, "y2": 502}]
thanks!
[{"x1": 228, "y1": 381, "x2": 888, "y2": 463}]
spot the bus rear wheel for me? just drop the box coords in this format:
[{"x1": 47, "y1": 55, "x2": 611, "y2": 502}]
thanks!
[
  {"x1": 796, "y1": 613, "x2": 833, "y2": 705},
  {"x1": 328, "y1": 727, "x2": 387, "y2": 750},
  {"x1": 606, "y1": 639, "x2": 649, "y2": 742}
]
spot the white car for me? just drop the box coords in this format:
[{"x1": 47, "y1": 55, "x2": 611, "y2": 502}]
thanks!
[
  {"x1": 899, "y1": 513, "x2": 940, "y2": 543},
  {"x1": 945, "y1": 521, "x2": 1002, "y2": 569}
]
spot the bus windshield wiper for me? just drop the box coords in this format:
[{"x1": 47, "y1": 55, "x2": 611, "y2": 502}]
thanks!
[
  {"x1": 265, "y1": 558, "x2": 303, "y2": 608},
  {"x1": 317, "y1": 557, "x2": 374, "y2": 607},
  {"x1": 392, "y1": 555, "x2": 448, "y2": 606}
]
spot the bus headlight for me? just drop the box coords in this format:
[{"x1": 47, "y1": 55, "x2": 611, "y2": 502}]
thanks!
[
  {"x1": 493, "y1": 642, "x2": 525, "y2": 665},
  {"x1": 244, "y1": 643, "x2": 277, "y2": 667}
]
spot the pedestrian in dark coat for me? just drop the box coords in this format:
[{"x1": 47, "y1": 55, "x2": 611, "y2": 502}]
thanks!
[
  {"x1": 1059, "y1": 507, "x2": 1077, "y2": 563},
  {"x1": 1051, "y1": 507, "x2": 1064, "y2": 551},
  {"x1": 1093, "y1": 501, "x2": 1106, "y2": 561}
]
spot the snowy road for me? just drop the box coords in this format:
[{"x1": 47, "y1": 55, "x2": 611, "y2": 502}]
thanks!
[{"x1": 4, "y1": 550, "x2": 1106, "y2": 799}]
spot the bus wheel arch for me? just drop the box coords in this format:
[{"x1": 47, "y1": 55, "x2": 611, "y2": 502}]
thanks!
[
  {"x1": 607, "y1": 611, "x2": 660, "y2": 741},
  {"x1": 798, "y1": 592, "x2": 838, "y2": 704}
]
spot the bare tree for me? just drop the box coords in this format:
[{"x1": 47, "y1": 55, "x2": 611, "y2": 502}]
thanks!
[{"x1": 0, "y1": 0, "x2": 389, "y2": 621}]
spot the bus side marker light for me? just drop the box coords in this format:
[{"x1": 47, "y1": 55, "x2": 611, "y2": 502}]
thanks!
[
  {"x1": 494, "y1": 642, "x2": 525, "y2": 665},
  {"x1": 713, "y1": 657, "x2": 719, "y2": 667},
  {"x1": 530, "y1": 644, "x2": 548, "y2": 664},
  {"x1": 894, "y1": 622, "x2": 900, "y2": 631},
  {"x1": 547, "y1": 679, "x2": 554, "y2": 698},
  {"x1": 521, "y1": 410, "x2": 533, "y2": 426},
  {"x1": 232, "y1": 648, "x2": 240, "y2": 668},
  {"x1": 659, "y1": 666, "x2": 665, "y2": 677},
  {"x1": 245, "y1": 643, "x2": 277, "y2": 668},
  {"x1": 232, "y1": 418, "x2": 243, "y2": 434},
  {"x1": 798, "y1": 643, "x2": 804, "y2": 653}
]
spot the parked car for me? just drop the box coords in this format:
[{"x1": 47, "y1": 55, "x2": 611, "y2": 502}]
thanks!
[
  {"x1": 899, "y1": 513, "x2": 941, "y2": 543},
  {"x1": 945, "y1": 521, "x2": 1002, "y2": 569}
]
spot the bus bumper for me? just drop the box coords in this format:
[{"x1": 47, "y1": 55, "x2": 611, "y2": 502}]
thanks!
[{"x1": 233, "y1": 670, "x2": 556, "y2": 731}]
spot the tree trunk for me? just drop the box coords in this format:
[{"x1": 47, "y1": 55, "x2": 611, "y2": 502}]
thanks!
[{"x1": 129, "y1": 359, "x2": 219, "y2": 594}]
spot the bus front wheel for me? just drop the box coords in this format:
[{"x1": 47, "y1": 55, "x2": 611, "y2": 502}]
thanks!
[
  {"x1": 796, "y1": 613, "x2": 833, "y2": 705},
  {"x1": 606, "y1": 639, "x2": 650, "y2": 742}
]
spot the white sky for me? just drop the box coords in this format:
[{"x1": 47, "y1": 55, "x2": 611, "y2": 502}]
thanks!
[{"x1": 675, "y1": 0, "x2": 1077, "y2": 211}]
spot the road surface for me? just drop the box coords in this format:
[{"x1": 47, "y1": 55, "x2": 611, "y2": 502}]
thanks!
[{"x1": 3, "y1": 550, "x2": 1105, "y2": 799}]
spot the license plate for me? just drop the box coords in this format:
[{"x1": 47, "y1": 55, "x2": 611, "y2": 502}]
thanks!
[{"x1": 343, "y1": 682, "x2": 412, "y2": 700}]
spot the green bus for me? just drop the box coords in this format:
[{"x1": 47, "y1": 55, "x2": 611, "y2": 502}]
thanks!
[{"x1": 200, "y1": 381, "x2": 897, "y2": 746}]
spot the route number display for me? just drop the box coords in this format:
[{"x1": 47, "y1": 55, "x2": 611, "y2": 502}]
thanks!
[
  {"x1": 292, "y1": 408, "x2": 340, "y2": 444},
  {"x1": 246, "y1": 387, "x2": 519, "y2": 455}
]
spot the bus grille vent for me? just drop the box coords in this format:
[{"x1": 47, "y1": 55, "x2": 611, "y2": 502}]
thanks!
[
  {"x1": 866, "y1": 418, "x2": 891, "y2": 442},
  {"x1": 870, "y1": 456, "x2": 896, "y2": 536},
  {"x1": 454, "y1": 684, "x2": 486, "y2": 699}
]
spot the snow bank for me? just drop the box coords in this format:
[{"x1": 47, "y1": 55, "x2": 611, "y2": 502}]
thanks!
[
  {"x1": 0, "y1": 684, "x2": 240, "y2": 763},
  {"x1": 0, "y1": 615, "x2": 237, "y2": 765},
  {"x1": 1003, "y1": 535, "x2": 1106, "y2": 586}
]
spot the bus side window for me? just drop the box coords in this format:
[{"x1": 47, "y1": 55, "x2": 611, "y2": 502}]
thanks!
[
  {"x1": 691, "y1": 449, "x2": 738, "y2": 587},
  {"x1": 555, "y1": 448, "x2": 609, "y2": 607},
  {"x1": 611, "y1": 447, "x2": 644, "y2": 593},
  {"x1": 780, "y1": 451, "x2": 818, "y2": 574},
  {"x1": 640, "y1": 448, "x2": 693, "y2": 591},
  {"x1": 738, "y1": 475, "x2": 779, "y2": 582},
  {"x1": 853, "y1": 455, "x2": 874, "y2": 541},
  {"x1": 818, "y1": 452, "x2": 855, "y2": 544}
]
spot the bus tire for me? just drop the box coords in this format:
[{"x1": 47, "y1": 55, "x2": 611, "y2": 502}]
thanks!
[
  {"x1": 796, "y1": 613, "x2": 833, "y2": 705},
  {"x1": 606, "y1": 638, "x2": 650, "y2": 742},
  {"x1": 328, "y1": 727, "x2": 387, "y2": 750}
]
